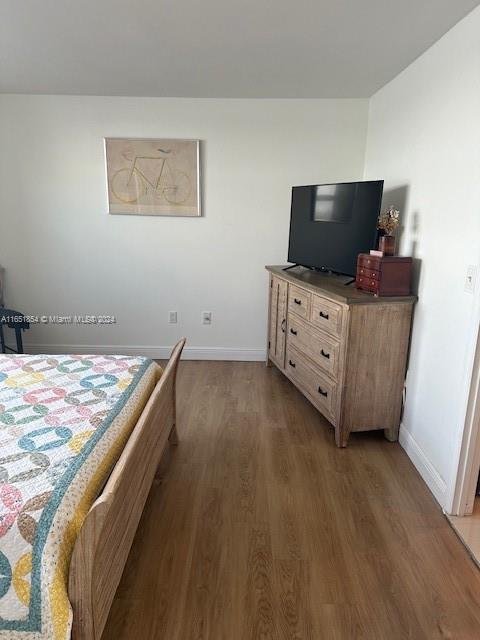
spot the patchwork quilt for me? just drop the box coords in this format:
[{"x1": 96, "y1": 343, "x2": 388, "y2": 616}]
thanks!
[{"x1": 0, "y1": 354, "x2": 161, "y2": 639}]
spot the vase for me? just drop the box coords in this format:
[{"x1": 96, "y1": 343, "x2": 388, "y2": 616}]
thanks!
[{"x1": 378, "y1": 235, "x2": 395, "y2": 256}]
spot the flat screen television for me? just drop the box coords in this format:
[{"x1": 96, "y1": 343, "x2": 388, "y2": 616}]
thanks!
[{"x1": 287, "y1": 180, "x2": 384, "y2": 276}]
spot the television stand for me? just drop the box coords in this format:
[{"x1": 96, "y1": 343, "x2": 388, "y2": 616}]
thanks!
[
  {"x1": 313, "y1": 267, "x2": 356, "y2": 286},
  {"x1": 284, "y1": 264, "x2": 354, "y2": 285},
  {"x1": 266, "y1": 265, "x2": 416, "y2": 447}
]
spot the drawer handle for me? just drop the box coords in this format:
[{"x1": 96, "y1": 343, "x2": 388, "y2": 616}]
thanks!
[
  {"x1": 318, "y1": 386, "x2": 328, "y2": 397},
  {"x1": 289, "y1": 359, "x2": 296, "y2": 368},
  {"x1": 320, "y1": 349, "x2": 330, "y2": 359},
  {"x1": 281, "y1": 318, "x2": 286, "y2": 333},
  {"x1": 290, "y1": 328, "x2": 297, "y2": 336},
  {"x1": 319, "y1": 311, "x2": 329, "y2": 320},
  {"x1": 294, "y1": 298, "x2": 302, "y2": 305}
]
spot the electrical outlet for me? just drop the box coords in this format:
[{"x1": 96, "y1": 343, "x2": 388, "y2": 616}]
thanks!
[
  {"x1": 202, "y1": 311, "x2": 212, "y2": 325},
  {"x1": 465, "y1": 265, "x2": 478, "y2": 294},
  {"x1": 169, "y1": 311, "x2": 177, "y2": 324}
]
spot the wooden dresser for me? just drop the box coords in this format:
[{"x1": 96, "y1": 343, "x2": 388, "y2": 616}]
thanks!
[{"x1": 266, "y1": 265, "x2": 416, "y2": 447}]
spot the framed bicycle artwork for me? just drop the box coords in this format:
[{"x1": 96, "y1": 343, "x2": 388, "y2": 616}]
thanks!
[{"x1": 105, "y1": 138, "x2": 201, "y2": 216}]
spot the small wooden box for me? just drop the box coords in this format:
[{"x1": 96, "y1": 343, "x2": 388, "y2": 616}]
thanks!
[{"x1": 355, "y1": 254, "x2": 412, "y2": 296}]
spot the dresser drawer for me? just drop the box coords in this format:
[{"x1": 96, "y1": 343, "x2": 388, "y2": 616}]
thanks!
[
  {"x1": 288, "y1": 285, "x2": 311, "y2": 320},
  {"x1": 356, "y1": 276, "x2": 379, "y2": 294},
  {"x1": 310, "y1": 295, "x2": 343, "y2": 337},
  {"x1": 286, "y1": 345, "x2": 337, "y2": 420},
  {"x1": 356, "y1": 265, "x2": 380, "y2": 280},
  {"x1": 287, "y1": 315, "x2": 340, "y2": 379},
  {"x1": 357, "y1": 255, "x2": 381, "y2": 270}
]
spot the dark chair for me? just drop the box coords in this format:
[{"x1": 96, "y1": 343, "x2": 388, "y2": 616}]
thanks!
[{"x1": 0, "y1": 308, "x2": 30, "y2": 354}]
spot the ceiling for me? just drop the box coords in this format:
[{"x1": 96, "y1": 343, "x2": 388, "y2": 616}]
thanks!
[{"x1": 1, "y1": 0, "x2": 479, "y2": 98}]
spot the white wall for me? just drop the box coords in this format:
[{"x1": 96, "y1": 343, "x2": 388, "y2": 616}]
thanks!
[
  {"x1": 0, "y1": 96, "x2": 368, "y2": 360},
  {"x1": 364, "y1": 7, "x2": 480, "y2": 510}
]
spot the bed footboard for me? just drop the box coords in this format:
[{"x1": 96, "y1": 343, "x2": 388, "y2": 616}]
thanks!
[{"x1": 68, "y1": 338, "x2": 185, "y2": 640}]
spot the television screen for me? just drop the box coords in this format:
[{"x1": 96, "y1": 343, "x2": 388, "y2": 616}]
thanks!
[{"x1": 287, "y1": 180, "x2": 384, "y2": 276}]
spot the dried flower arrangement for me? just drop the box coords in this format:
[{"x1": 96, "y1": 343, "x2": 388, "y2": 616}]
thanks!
[{"x1": 378, "y1": 205, "x2": 400, "y2": 236}]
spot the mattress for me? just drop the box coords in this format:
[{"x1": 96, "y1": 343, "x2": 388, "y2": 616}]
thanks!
[{"x1": 0, "y1": 353, "x2": 161, "y2": 639}]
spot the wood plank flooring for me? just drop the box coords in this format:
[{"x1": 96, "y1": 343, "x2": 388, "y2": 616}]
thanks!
[{"x1": 102, "y1": 361, "x2": 480, "y2": 639}]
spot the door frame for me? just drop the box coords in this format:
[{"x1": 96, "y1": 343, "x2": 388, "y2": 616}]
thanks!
[{"x1": 451, "y1": 324, "x2": 480, "y2": 516}]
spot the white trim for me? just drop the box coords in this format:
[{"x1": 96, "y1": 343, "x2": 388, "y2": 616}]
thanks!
[
  {"x1": 399, "y1": 426, "x2": 447, "y2": 507},
  {"x1": 449, "y1": 323, "x2": 480, "y2": 516},
  {"x1": 22, "y1": 343, "x2": 266, "y2": 362}
]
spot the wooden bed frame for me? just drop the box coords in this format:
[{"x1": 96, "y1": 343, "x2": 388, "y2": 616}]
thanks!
[{"x1": 68, "y1": 338, "x2": 186, "y2": 640}]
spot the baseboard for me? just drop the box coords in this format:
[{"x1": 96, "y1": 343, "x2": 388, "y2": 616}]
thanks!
[
  {"x1": 22, "y1": 343, "x2": 267, "y2": 362},
  {"x1": 399, "y1": 426, "x2": 447, "y2": 507}
]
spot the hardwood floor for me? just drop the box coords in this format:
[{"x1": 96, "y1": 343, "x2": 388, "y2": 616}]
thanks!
[
  {"x1": 449, "y1": 498, "x2": 480, "y2": 568},
  {"x1": 102, "y1": 361, "x2": 480, "y2": 640}
]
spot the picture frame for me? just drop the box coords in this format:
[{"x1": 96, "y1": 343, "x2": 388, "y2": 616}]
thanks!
[{"x1": 105, "y1": 138, "x2": 201, "y2": 216}]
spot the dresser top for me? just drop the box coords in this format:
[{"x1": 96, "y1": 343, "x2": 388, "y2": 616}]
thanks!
[{"x1": 266, "y1": 265, "x2": 417, "y2": 305}]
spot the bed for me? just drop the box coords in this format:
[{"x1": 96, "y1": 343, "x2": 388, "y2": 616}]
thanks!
[{"x1": 0, "y1": 338, "x2": 185, "y2": 640}]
